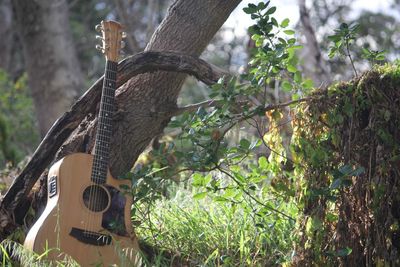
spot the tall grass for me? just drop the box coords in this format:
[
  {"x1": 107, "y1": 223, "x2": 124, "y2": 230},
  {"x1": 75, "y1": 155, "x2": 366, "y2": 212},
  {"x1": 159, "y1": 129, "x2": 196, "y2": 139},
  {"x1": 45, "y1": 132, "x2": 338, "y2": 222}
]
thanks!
[
  {"x1": 0, "y1": 240, "x2": 79, "y2": 267},
  {"x1": 136, "y1": 190, "x2": 295, "y2": 266}
]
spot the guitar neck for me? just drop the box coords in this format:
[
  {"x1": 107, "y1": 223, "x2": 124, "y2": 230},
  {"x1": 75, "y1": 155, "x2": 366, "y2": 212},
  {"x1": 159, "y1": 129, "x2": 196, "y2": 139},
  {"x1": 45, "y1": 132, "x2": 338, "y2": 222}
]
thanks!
[{"x1": 91, "y1": 60, "x2": 118, "y2": 184}]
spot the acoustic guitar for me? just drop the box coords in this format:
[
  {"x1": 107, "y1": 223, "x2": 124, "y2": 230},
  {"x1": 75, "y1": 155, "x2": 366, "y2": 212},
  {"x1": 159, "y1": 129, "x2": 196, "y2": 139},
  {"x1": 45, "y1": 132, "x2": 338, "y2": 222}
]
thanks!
[{"x1": 24, "y1": 20, "x2": 140, "y2": 266}]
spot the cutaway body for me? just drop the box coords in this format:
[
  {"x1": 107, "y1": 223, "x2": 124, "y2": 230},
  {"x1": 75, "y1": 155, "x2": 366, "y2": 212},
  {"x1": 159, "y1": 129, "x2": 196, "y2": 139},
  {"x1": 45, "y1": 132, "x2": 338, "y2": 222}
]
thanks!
[{"x1": 24, "y1": 153, "x2": 139, "y2": 266}]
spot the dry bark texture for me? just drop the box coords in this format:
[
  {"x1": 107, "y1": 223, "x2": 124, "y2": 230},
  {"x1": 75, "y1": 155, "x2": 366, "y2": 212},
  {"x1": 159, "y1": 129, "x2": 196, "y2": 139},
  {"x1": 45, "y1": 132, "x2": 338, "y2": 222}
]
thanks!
[{"x1": 12, "y1": 0, "x2": 84, "y2": 137}]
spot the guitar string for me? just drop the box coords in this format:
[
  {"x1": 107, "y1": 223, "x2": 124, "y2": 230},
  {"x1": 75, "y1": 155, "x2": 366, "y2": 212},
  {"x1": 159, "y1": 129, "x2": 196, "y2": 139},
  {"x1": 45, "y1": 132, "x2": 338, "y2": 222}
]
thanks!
[
  {"x1": 87, "y1": 65, "x2": 114, "y2": 236},
  {"x1": 86, "y1": 81, "x2": 113, "y2": 237},
  {"x1": 85, "y1": 61, "x2": 117, "y2": 238}
]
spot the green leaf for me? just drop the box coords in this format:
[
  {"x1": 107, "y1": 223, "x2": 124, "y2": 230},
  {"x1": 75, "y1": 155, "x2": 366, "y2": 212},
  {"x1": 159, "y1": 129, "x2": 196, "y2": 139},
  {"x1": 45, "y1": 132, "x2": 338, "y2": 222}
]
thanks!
[
  {"x1": 294, "y1": 71, "x2": 302, "y2": 84},
  {"x1": 337, "y1": 247, "x2": 352, "y2": 257},
  {"x1": 233, "y1": 172, "x2": 245, "y2": 184},
  {"x1": 271, "y1": 17, "x2": 279, "y2": 27},
  {"x1": 213, "y1": 196, "x2": 229, "y2": 202},
  {"x1": 265, "y1": 6, "x2": 276, "y2": 15},
  {"x1": 249, "y1": 139, "x2": 262, "y2": 149},
  {"x1": 251, "y1": 13, "x2": 259, "y2": 19},
  {"x1": 192, "y1": 173, "x2": 205, "y2": 187},
  {"x1": 193, "y1": 191, "x2": 208, "y2": 200},
  {"x1": 287, "y1": 64, "x2": 297, "y2": 73},
  {"x1": 204, "y1": 173, "x2": 212, "y2": 185},
  {"x1": 328, "y1": 47, "x2": 337, "y2": 59},
  {"x1": 223, "y1": 187, "x2": 237, "y2": 198},
  {"x1": 239, "y1": 138, "x2": 251, "y2": 149},
  {"x1": 243, "y1": 6, "x2": 257, "y2": 14},
  {"x1": 301, "y1": 79, "x2": 314, "y2": 89},
  {"x1": 280, "y1": 18, "x2": 290, "y2": 28},
  {"x1": 327, "y1": 34, "x2": 341, "y2": 42},
  {"x1": 283, "y1": 29, "x2": 295, "y2": 35},
  {"x1": 330, "y1": 178, "x2": 342, "y2": 190},
  {"x1": 258, "y1": 156, "x2": 268, "y2": 169},
  {"x1": 281, "y1": 80, "x2": 292, "y2": 91}
]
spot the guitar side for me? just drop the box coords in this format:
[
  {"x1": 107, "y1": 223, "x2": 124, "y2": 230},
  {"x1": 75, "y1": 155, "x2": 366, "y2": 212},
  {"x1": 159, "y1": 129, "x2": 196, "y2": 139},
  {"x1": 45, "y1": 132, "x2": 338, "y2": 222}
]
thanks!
[{"x1": 24, "y1": 153, "x2": 140, "y2": 266}]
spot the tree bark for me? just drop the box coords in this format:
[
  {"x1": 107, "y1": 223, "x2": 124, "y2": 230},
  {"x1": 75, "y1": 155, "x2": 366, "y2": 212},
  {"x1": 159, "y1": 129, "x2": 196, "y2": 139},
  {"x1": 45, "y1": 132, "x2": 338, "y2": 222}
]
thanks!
[
  {"x1": 67, "y1": 0, "x2": 242, "y2": 177},
  {"x1": 0, "y1": 0, "x2": 13, "y2": 73},
  {"x1": 12, "y1": 0, "x2": 84, "y2": 137}
]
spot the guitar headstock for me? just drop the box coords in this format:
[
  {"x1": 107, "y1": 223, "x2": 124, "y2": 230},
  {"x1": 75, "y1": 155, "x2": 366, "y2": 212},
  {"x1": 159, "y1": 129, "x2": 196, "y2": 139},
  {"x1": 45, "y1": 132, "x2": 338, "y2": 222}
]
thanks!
[{"x1": 95, "y1": 20, "x2": 126, "y2": 62}]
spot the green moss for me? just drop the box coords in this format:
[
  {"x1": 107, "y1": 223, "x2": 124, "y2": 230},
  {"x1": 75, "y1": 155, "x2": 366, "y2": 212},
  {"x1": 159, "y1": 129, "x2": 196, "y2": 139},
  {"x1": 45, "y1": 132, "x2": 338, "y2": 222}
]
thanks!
[{"x1": 291, "y1": 63, "x2": 400, "y2": 265}]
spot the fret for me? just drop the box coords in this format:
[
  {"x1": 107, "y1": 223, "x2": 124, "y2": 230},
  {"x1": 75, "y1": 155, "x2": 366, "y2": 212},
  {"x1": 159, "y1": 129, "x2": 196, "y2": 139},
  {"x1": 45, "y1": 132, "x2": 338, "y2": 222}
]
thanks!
[
  {"x1": 92, "y1": 165, "x2": 107, "y2": 174},
  {"x1": 96, "y1": 133, "x2": 111, "y2": 139},
  {"x1": 105, "y1": 76, "x2": 116, "y2": 84},
  {"x1": 98, "y1": 116, "x2": 112, "y2": 124},
  {"x1": 104, "y1": 80, "x2": 116, "y2": 88},
  {"x1": 94, "y1": 146, "x2": 110, "y2": 154},
  {"x1": 92, "y1": 160, "x2": 108, "y2": 170},
  {"x1": 103, "y1": 85, "x2": 116, "y2": 91},
  {"x1": 101, "y1": 98, "x2": 114, "y2": 104},
  {"x1": 98, "y1": 112, "x2": 113, "y2": 120},
  {"x1": 96, "y1": 123, "x2": 112, "y2": 132},
  {"x1": 92, "y1": 162, "x2": 108, "y2": 172},
  {"x1": 101, "y1": 96, "x2": 115, "y2": 104},
  {"x1": 105, "y1": 69, "x2": 117, "y2": 78},
  {"x1": 106, "y1": 62, "x2": 117, "y2": 70},
  {"x1": 99, "y1": 102, "x2": 115, "y2": 109},
  {"x1": 94, "y1": 156, "x2": 109, "y2": 165},
  {"x1": 98, "y1": 127, "x2": 112, "y2": 134},
  {"x1": 105, "y1": 69, "x2": 117, "y2": 74},
  {"x1": 94, "y1": 143, "x2": 111, "y2": 152},
  {"x1": 102, "y1": 87, "x2": 116, "y2": 94}
]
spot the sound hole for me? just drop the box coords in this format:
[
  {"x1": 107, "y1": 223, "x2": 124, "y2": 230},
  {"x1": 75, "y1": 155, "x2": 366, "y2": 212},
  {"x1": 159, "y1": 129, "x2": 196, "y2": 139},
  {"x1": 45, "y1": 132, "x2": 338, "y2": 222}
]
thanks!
[{"x1": 82, "y1": 185, "x2": 110, "y2": 212}]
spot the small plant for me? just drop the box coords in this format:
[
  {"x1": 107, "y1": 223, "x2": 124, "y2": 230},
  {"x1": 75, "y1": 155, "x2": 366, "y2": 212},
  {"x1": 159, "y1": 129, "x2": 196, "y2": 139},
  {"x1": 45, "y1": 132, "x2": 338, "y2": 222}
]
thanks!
[
  {"x1": 328, "y1": 22, "x2": 360, "y2": 77},
  {"x1": 361, "y1": 48, "x2": 386, "y2": 64}
]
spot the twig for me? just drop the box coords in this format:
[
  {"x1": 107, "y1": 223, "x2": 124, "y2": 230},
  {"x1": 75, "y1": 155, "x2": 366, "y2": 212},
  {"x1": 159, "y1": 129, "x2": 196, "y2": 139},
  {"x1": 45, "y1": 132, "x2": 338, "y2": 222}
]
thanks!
[
  {"x1": 346, "y1": 41, "x2": 358, "y2": 77},
  {"x1": 217, "y1": 167, "x2": 295, "y2": 222}
]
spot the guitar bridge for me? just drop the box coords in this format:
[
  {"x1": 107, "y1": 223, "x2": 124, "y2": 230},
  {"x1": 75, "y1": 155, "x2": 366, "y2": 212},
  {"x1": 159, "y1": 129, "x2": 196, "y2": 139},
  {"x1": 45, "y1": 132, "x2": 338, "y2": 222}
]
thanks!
[{"x1": 69, "y1": 227, "x2": 112, "y2": 246}]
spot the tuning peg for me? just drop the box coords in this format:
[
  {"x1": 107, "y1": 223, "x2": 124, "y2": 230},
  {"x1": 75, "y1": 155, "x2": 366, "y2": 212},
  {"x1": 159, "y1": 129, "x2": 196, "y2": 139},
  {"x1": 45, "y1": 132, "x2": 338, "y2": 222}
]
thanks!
[
  {"x1": 95, "y1": 35, "x2": 103, "y2": 41},
  {"x1": 95, "y1": 24, "x2": 102, "y2": 32},
  {"x1": 120, "y1": 41, "x2": 126, "y2": 49},
  {"x1": 121, "y1": 31, "x2": 127, "y2": 39},
  {"x1": 95, "y1": 44, "x2": 104, "y2": 52}
]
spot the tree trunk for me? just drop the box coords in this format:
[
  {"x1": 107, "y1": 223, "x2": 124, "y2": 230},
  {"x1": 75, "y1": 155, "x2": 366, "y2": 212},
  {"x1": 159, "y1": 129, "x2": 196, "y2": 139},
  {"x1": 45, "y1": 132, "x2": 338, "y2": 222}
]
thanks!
[
  {"x1": 12, "y1": 0, "x2": 84, "y2": 137},
  {"x1": 62, "y1": 0, "x2": 242, "y2": 177},
  {"x1": 0, "y1": 0, "x2": 13, "y2": 74},
  {"x1": 298, "y1": 0, "x2": 331, "y2": 86}
]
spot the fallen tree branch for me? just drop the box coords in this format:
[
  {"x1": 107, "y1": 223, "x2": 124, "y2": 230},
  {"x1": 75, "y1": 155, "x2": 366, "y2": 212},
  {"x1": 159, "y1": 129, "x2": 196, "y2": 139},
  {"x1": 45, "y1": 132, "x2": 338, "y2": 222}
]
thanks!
[{"x1": 0, "y1": 51, "x2": 229, "y2": 231}]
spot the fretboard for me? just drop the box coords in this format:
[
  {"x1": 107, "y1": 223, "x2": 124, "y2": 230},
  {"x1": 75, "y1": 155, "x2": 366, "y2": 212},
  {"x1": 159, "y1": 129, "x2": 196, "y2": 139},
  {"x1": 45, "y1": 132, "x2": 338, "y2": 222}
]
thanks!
[{"x1": 91, "y1": 60, "x2": 118, "y2": 184}]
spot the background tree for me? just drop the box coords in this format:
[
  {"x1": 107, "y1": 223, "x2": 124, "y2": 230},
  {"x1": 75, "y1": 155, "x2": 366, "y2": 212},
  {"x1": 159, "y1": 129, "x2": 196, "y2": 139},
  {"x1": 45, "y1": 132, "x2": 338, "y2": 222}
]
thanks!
[{"x1": 13, "y1": 0, "x2": 84, "y2": 137}]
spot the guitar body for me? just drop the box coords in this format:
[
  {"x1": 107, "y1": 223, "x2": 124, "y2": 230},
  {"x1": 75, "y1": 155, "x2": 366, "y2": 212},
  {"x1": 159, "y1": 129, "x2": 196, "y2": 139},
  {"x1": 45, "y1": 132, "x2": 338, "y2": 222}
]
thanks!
[{"x1": 24, "y1": 153, "x2": 139, "y2": 266}]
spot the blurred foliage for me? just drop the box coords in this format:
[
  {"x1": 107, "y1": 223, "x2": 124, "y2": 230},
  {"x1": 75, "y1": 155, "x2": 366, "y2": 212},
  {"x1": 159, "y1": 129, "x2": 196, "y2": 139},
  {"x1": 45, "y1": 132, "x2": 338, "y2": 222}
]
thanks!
[
  {"x1": 67, "y1": 0, "x2": 171, "y2": 86},
  {"x1": 0, "y1": 70, "x2": 39, "y2": 168},
  {"x1": 304, "y1": 0, "x2": 400, "y2": 79}
]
